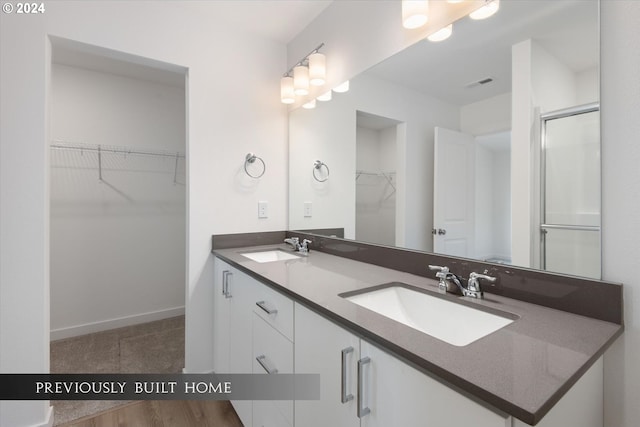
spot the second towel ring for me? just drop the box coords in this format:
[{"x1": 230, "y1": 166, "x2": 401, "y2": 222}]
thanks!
[
  {"x1": 244, "y1": 153, "x2": 266, "y2": 179},
  {"x1": 313, "y1": 160, "x2": 330, "y2": 182}
]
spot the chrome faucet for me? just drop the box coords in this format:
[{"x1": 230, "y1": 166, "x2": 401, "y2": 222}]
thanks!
[
  {"x1": 428, "y1": 266, "x2": 496, "y2": 299},
  {"x1": 284, "y1": 237, "x2": 312, "y2": 256},
  {"x1": 284, "y1": 237, "x2": 300, "y2": 251},
  {"x1": 465, "y1": 272, "x2": 497, "y2": 299}
]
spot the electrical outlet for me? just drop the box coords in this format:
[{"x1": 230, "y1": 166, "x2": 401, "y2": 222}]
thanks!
[
  {"x1": 258, "y1": 201, "x2": 268, "y2": 218},
  {"x1": 304, "y1": 201, "x2": 312, "y2": 217}
]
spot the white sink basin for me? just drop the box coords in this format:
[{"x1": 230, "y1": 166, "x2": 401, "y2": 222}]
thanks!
[
  {"x1": 241, "y1": 249, "x2": 300, "y2": 263},
  {"x1": 343, "y1": 284, "x2": 515, "y2": 346}
]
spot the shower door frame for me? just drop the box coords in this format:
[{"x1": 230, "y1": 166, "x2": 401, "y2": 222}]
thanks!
[{"x1": 539, "y1": 102, "x2": 601, "y2": 277}]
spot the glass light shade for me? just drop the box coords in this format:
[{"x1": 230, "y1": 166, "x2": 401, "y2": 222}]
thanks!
[
  {"x1": 446, "y1": 0, "x2": 463, "y2": 3},
  {"x1": 309, "y1": 53, "x2": 326, "y2": 86},
  {"x1": 280, "y1": 76, "x2": 295, "y2": 104},
  {"x1": 333, "y1": 80, "x2": 350, "y2": 93},
  {"x1": 469, "y1": 0, "x2": 499, "y2": 20},
  {"x1": 402, "y1": 0, "x2": 429, "y2": 29},
  {"x1": 427, "y1": 24, "x2": 453, "y2": 42},
  {"x1": 293, "y1": 65, "x2": 310, "y2": 96},
  {"x1": 317, "y1": 90, "x2": 332, "y2": 102},
  {"x1": 302, "y1": 99, "x2": 316, "y2": 109}
]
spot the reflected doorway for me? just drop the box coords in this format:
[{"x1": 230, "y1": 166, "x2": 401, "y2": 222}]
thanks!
[{"x1": 355, "y1": 111, "x2": 401, "y2": 246}]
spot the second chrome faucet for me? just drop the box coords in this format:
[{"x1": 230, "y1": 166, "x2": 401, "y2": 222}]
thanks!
[
  {"x1": 428, "y1": 265, "x2": 496, "y2": 299},
  {"x1": 284, "y1": 237, "x2": 312, "y2": 255}
]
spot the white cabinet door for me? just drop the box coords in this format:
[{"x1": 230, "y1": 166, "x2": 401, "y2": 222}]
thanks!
[
  {"x1": 360, "y1": 340, "x2": 509, "y2": 427},
  {"x1": 228, "y1": 267, "x2": 257, "y2": 426},
  {"x1": 294, "y1": 303, "x2": 361, "y2": 427},
  {"x1": 213, "y1": 258, "x2": 231, "y2": 374}
]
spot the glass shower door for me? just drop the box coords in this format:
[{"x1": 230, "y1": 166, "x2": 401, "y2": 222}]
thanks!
[{"x1": 541, "y1": 104, "x2": 600, "y2": 279}]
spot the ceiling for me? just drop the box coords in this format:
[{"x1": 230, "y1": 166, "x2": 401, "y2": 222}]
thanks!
[
  {"x1": 365, "y1": 0, "x2": 598, "y2": 107},
  {"x1": 52, "y1": 1, "x2": 332, "y2": 87},
  {"x1": 178, "y1": 0, "x2": 333, "y2": 44}
]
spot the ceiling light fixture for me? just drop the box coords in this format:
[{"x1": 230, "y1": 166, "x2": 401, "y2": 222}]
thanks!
[
  {"x1": 280, "y1": 43, "x2": 325, "y2": 104},
  {"x1": 402, "y1": 0, "x2": 429, "y2": 29},
  {"x1": 427, "y1": 24, "x2": 453, "y2": 42},
  {"x1": 469, "y1": 0, "x2": 499, "y2": 20}
]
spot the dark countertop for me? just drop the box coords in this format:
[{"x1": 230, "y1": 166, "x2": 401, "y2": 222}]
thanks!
[{"x1": 214, "y1": 244, "x2": 623, "y2": 425}]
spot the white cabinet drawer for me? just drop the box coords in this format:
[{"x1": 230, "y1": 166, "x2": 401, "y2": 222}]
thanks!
[
  {"x1": 253, "y1": 400, "x2": 292, "y2": 427},
  {"x1": 252, "y1": 283, "x2": 294, "y2": 341},
  {"x1": 252, "y1": 314, "x2": 293, "y2": 426}
]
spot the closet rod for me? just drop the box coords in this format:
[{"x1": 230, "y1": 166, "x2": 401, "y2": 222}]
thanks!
[{"x1": 50, "y1": 141, "x2": 185, "y2": 159}]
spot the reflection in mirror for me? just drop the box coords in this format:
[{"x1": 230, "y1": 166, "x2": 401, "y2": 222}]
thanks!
[{"x1": 289, "y1": 0, "x2": 600, "y2": 279}]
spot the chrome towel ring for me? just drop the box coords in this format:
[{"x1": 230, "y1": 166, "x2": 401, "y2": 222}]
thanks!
[
  {"x1": 313, "y1": 160, "x2": 330, "y2": 182},
  {"x1": 244, "y1": 153, "x2": 266, "y2": 178}
]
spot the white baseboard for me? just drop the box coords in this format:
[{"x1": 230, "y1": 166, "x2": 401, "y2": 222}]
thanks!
[
  {"x1": 50, "y1": 306, "x2": 185, "y2": 341},
  {"x1": 43, "y1": 405, "x2": 54, "y2": 427}
]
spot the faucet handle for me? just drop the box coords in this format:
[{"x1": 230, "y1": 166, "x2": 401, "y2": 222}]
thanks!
[
  {"x1": 428, "y1": 265, "x2": 449, "y2": 279},
  {"x1": 466, "y1": 272, "x2": 497, "y2": 298},
  {"x1": 301, "y1": 239, "x2": 312, "y2": 250}
]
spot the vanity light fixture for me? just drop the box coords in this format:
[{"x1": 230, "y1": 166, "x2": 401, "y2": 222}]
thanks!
[
  {"x1": 293, "y1": 65, "x2": 310, "y2": 96},
  {"x1": 402, "y1": 0, "x2": 429, "y2": 29},
  {"x1": 309, "y1": 52, "x2": 326, "y2": 86},
  {"x1": 317, "y1": 90, "x2": 332, "y2": 101},
  {"x1": 427, "y1": 24, "x2": 453, "y2": 42},
  {"x1": 469, "y1": 0, "x2": 499, "y2": 20},
  {"x1": 302, "y1": 99, "x2": 317, "y2": 109},
  {"x1": 280, "y1": 43, "x2": 325, "y2": 104},
  {"x1": 333, "y1": 80, "x2": 350, "y2": 93},
  {"x1": 280, "y1": 76, "x2": 295, "y2": 104},
  {"x1": 446, "y1": 0, "x2": 464, "y2": 3}
]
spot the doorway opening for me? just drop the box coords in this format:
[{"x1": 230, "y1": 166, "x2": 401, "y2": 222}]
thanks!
[
  {"x1": 48, "y1": 38, "x2": 187, "y2": 424},
  {"x1": 355, "y1": 111, "x2": 401, "y2": 247}
]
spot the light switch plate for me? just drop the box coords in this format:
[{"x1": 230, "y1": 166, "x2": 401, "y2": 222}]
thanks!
[
  {"x1": 304, "y1": 201, "x2": 312, "y2": 217},
  {"x1": 258, "y1": 201, "x2": 268, "y2": 218}
]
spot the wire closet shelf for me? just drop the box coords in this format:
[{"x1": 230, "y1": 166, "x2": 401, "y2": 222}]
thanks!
[{"x1": 50, "y1": 141, "x2": 185, "y2": 184}]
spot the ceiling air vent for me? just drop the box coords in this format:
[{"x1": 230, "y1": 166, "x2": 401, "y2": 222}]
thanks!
[{"x1": 464, "y1": 77, "x2": 494, "y2": 89}]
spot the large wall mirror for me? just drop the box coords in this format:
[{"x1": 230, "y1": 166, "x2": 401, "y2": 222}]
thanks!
[{"x1": 289, "y1": 0, "x2": 600, "y2": 279}]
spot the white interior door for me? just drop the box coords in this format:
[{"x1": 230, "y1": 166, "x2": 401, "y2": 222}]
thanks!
[{"x1": 433, "y1": 127, "x2": 475, "y2": 257}]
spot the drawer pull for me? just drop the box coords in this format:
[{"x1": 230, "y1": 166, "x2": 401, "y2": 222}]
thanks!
[
  {"x1": 357, "y1": 357, "x2": 371, "y2": 418},
  {"x1": 341, "y1": 346, "x2": 354, "y2": 403},
  {"x1": 256, "y1": 301, "x2": 278, "y2": 315},
  {"x1": 256, "y1": 355, "x2": 278, "y2": 374}
]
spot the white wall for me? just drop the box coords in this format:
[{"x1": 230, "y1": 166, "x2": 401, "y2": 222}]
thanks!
[
  {"x1": 50, "y1": 63, "x2": 186, "y2": 338},
  {"x1": 601, "y1": 2, "x2": 640, "y2": 427},
  {"x1": 289, "y1": 72, "x2": 459, "y2": 251},
  {"x1": 1, "y1": 2, "x2": 287, "y2": 425},
  {"x1": 460, "y1": 92, "x2": 511, "y2": 136},
  {"x1": 290, "y1": 3, "x2": 640, "y2": 426}
]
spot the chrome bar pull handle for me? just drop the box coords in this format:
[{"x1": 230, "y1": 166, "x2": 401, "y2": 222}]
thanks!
[
  {"x1": 222, "y1": 270, "x2": 232, "y2": 298},
  {"x1": 357, "y1": 357, "x2": 371, "y2": 418},
  {"x1": 256, "y1": 355, "x2": 278, "y2": 374},
  {"x1": 256, "y1": 301, "x2": 278, "y2": 315},
  {"x1": 341, "y1": 347, "x2": 354, "y2": 403}
]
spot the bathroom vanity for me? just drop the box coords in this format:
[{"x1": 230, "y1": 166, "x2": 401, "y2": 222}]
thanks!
[{"x1": 211, "y1": 233, "x2": 622, "y2": 427}]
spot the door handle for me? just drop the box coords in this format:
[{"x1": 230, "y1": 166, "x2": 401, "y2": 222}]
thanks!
[
  {"x1": 222, "y1": 270, "x2": 232, "y2": 298},
  {"x1": 357, "y1": 357, "x2": 371, "y2": 418},
  {"x1": 438, "y1": 228, "x2": 446, "y2": 235},
  {"x1": 341, "y1": 347, "x2": 354, "y2": 403}
]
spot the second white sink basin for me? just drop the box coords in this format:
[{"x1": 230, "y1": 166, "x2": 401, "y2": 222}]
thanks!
[
  {"x1": 343, "y1": 284, "x2": 515, "y2": 346},
  {"x1": 241, "y1": 249, "x2": 300, "y2": 263}
]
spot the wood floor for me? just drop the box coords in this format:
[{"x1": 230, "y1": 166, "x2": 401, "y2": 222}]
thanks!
[{"x1": 58, "y1": 400, "x2": 243, "y2": 427}]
